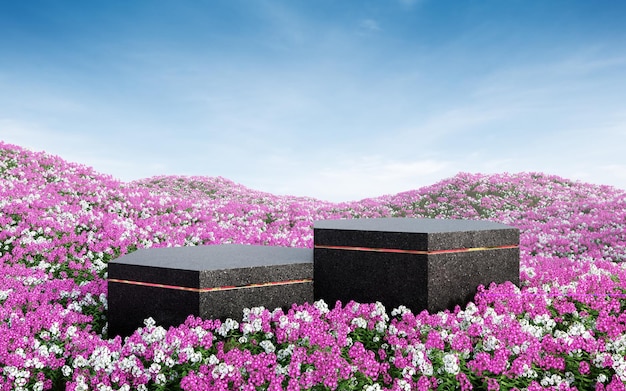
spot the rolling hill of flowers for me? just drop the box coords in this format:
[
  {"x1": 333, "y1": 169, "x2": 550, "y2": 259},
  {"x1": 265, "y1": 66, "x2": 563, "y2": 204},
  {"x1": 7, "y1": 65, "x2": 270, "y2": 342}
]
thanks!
[{"x1": 1, "y1": 140, "x2": 626, "y2": 390}]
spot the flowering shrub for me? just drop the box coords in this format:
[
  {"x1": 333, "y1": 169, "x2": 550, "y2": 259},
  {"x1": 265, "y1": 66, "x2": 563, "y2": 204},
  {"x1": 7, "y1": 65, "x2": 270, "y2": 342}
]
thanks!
[{"x1": 1, "y1": 141, "x2": 626, "y2": 390}]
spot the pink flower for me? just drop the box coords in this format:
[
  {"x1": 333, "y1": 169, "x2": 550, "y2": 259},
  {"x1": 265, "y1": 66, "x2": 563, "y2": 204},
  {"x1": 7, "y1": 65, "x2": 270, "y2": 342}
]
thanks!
[{"x1": 579, "y1": 361, "x2": 591, "y2": 375}]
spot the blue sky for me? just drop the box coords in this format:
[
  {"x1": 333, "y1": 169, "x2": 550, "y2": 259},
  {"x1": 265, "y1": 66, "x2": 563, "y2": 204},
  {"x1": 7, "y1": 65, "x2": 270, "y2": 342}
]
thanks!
[{"x1": 1, "y1": 0, "x2": 626, "y2": 201}]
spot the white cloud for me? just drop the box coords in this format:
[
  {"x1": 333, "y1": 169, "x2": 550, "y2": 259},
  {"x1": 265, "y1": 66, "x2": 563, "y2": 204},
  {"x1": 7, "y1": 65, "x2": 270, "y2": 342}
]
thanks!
[
  {"x1": 248, "y1": 155, "x2": 451, "y2": 201},
  {"x1": 359, "y1": 19, "x2": 381, "y2": 32},
  {"x1": 398, "y1": 0, "x2": 421, "y2": 7},
  {"x1": 0, "y1": 119, "x2": 165, "y2": 181}
]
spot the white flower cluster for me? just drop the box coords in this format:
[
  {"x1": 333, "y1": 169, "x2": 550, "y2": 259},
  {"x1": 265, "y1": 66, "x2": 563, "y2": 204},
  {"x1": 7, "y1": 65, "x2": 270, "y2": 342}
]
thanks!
[
  {"x1": 140, "y1": 318, "x2": 166, "y2": 344},
  {"x1": 391, "y1": 305, "x2": 411, "y2": 318},
  {"x1": 277, "y1": 344, "x2": 295, "y2": 361},
  {"x1": 260, "y1": 340, "x2": 276, "y2": 354},
  {"x1": 539, "y1": 372, "x2": 574, "y2": 387},
  {"x1": 207, "y1": 354, "x2": 220, "y2": 366},
  {"x1": 404, "y1": 345, "x2": 433, "y2": 376},
  {"x1": 606, "y1": 333, "x2": 626, "y2": 355},
  {"x1": 0, "y1": 288, "x2": 12, "y2": 302},
  {"x1": 442, "y1": 353, "x2": 460, "y2": 375},
  {"x1": 362, "y1": 384, "x2": 382, "y2": 391},
  {"x1": 72, "y1": 374, "x2": 89, "y2": 391},
  {"x1": 314, "y1": 299, "x2": 330, "y2": 314},
  {"x1": 511, "y1": 341, "x2": 531, "y2": 355},
  {"x1": 351, "y1": 317, "x2": 368, "y2": 329},
  {"x1": 91, "y1": 346, "x2": 119, "y2": 372},
  {"x1": 211, "y1": 362, "x2": 236, "y2": 380},
  {"x1": 519, "y1": 363, "x2": 538, "y2": 379},
  {"x1": 241, "y1": 318, "x2": 263, "y2": 335},
  {"x1": 611, "y1": 354, "x2": 626, "y2": 381},
  {"x1": 387, "y1": 324, "x2": 407, "y2": 338},
  {"x1": 520, "y1": 314, "x2": 555, "y2": 339},
  {"x1": 242, "y1": 306, "x2": 266, "y2": 323},
  {"x1": 117, "y1": 356, "x2": 146, "y2": 379},
  {"x1": 277, "y1": 314, "x2": 301, "y2": 338},
  {"x1": 216, "y1": 318, "x2": 239, "y2": 337},
  {"x1": 294, "y1": 309, "x2": 313, "y2": 322},
  {"x1": 193, "y1": 325, "x2": 212, "y2": 342},
  {"x1": 395, "y1": 379, "x2": 411, "y2": 391},
  {"x1": 593, "y1": 352, "x2": 609, "y2": 368},
  {"x1": 372, "y1": 301, "x2": 388, "y2": 319},
  {"x1": 482, "y1": 335, "x2": 500, "y2": 352},
  {"x1": 3, "y1": 366, "x2": 31, "y2": 389}
]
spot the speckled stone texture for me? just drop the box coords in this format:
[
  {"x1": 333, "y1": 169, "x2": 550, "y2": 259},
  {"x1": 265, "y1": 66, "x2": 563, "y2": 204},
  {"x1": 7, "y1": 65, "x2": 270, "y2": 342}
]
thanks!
[
  {"x1": 313, "y1": 218, "x2": 519, "y2": 314},
  {"x1": 108, "y1": 244, "x2": 313, "y2": 337}
]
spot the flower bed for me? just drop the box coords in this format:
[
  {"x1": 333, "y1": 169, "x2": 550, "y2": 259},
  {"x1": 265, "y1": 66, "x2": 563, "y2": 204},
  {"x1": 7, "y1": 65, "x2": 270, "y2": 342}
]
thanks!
[{"x1": 1, "y1": 141, "x2": 626, "y2": 390}]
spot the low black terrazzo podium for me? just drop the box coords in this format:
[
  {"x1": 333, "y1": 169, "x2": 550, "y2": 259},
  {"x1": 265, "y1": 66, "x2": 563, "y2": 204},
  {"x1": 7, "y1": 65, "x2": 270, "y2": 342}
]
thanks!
[
  {"x1": 108, "y1": 244, "x2": 313, "y2": 338},
  {"x1": 313, "y1": 218, "x2": 519, "y2": 314}
]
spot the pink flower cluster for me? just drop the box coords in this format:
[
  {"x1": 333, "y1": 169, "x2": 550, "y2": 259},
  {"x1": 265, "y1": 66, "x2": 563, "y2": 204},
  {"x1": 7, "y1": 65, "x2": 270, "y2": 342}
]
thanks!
[{"x1": 1, "y1": 141, "x2": 626, "y2": 390}]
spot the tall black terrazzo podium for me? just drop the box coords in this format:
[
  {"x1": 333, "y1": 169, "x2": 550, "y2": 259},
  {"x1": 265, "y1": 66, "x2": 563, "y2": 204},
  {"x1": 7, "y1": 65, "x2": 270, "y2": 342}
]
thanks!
[
  {"x1": 313, "y1": 218, "x2": 519, "y2": 314},
  {"x1": 108, "y1": 244, "x2": 313, "y2": 338}
]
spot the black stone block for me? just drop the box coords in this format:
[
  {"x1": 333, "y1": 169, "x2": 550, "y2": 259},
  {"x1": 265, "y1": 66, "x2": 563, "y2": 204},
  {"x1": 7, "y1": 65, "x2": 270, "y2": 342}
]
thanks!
[
  {"x1": 108, "y1": 244, "x2": 313, "y2": 338},
  {"x1": 314, "y1": 218, "x2": 519, "y2": 314}
]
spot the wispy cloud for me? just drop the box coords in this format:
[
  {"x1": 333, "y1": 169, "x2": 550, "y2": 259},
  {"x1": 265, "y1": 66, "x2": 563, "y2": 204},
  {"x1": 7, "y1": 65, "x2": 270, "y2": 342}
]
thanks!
[
  {"x1": 359, "y1": 19, "x2": 381, "y2": 32},
  {"x1": 248, "y1": 154, "x2": 451, "y2": 201},
  {"x1": 397, "y1": 0, "x2": 421, "y2": 7},
  {"x1": 2, "y1": 1, "x2": 626, "y2": 199}
]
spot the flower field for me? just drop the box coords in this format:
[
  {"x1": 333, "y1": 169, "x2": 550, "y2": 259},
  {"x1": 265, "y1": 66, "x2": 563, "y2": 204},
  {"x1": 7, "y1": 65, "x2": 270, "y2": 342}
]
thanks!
[{"x1": 1, "y1": 141, "x2": 626, "y2": 390}]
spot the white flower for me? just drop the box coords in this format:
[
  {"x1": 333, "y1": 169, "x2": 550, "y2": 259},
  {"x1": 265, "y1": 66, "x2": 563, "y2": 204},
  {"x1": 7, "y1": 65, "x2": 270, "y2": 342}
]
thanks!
[
  {"x1": 193, "y1": 326, "x2": 209, "y2": 340},
  {"x1": 593, "y1": 353, "x2": 609, "y2": 367},
  {"x1": 149, "y1": 363, "x2": 161, "y2": 374},
  {"x1": 61, "y1": 365, "x2": 72, "y2": 377},
  {"x1": 216, "y1": 318, "x2": 239, "y2": 337},
  {"x1": 242, "y1": 318, "x2": 263, "y2": 335},
  {"x1": 277, "y1": 344, "x2": 295, "y2": 361},
  {"x1": 442, "y1": 353, "x2": 460, "y2": 375},
  {"x1": 373, "y1": 301, "x2": 388, "y2": 321},
  {"x1": 260, "y1": 340, "x2": 276, "y2": 354},
  {"x1": 412, "y1": 350, "x2": 433, "y2": 376},
  {"x1": 73, "y1": 355, "x2": 88, "y2": 368},
  {"x1": 402, "y1": 367, "x2": 415, "y2": 378},
  {"x1": 351, "y1": 317, "x2": 368, "y2": 329},
  {"x1": 207, "y1": 354, "x2": 219, "y2": 365},
  {"x1": 242, "y1": 306, "x2": 265, "y2": 322},
  {"x1": 0, "y1": 289, "x2": 12, "y2": 301},
  {"x1": 275, "y1": 364, "x2": 289, "y2": 376},
  {"x1": 155, "y1": 373, "x2": 166, "y2": 385},
  {"x1": 294, "y1": 310, "x2": 313, "y2": 322},
  {"x1": 211, "y1": 363, "x2": 235, "y2": 380},
  {"x1": 611, "y1": 354, "x2": 626, "y2": 381},
  {"x1": 143, "y1": 317, "x2": 156, "y2": 328},
  {"x1": 396, "y1": 379, "x2": 411, "y2": 391},
  {"x1": 483, "y1": 335, "x2": 500, "y2": 352},
  {"x1": 540, "y1": 373, "x2": 563, "y2": 387}
]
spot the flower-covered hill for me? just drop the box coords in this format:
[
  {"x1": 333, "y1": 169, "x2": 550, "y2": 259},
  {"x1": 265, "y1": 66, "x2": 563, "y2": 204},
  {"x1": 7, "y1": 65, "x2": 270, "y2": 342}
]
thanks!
[{"x1": 2, "y1": 140, "x2": 626, "y2": 390}]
